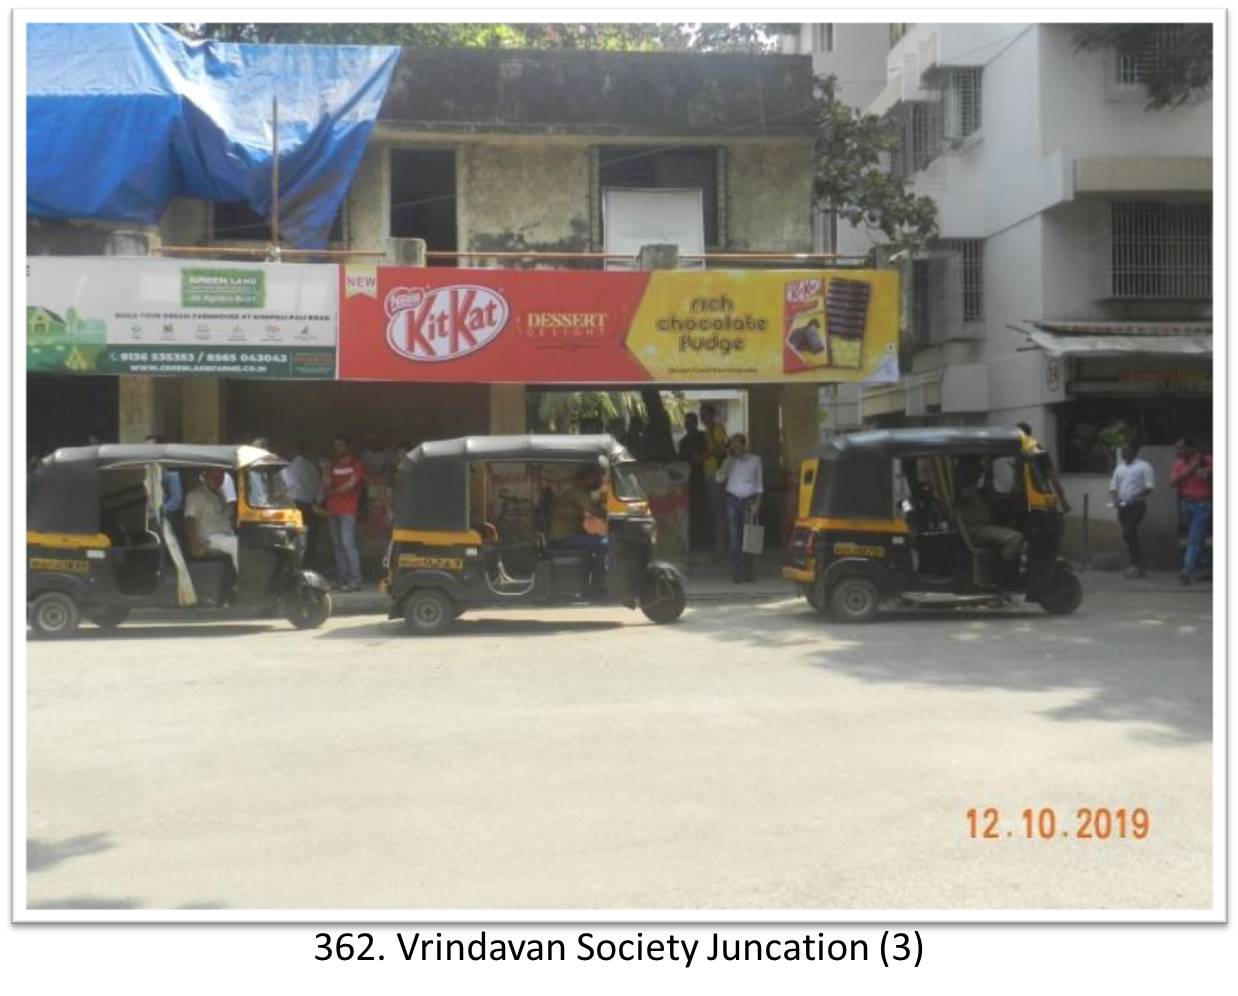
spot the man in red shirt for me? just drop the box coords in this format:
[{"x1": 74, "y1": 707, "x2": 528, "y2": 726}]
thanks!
[
  {"x1": 326, "y1": 434, "x2": 365, "y2": 590},
  {"x1": 1169, "y1": 438, "x2": 1212, "y2": 585}
]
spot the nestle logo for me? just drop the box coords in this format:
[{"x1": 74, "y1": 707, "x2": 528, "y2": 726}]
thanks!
[
  {"x1": 385, "y1": 285, "x2": 509, "y2": 362},
  {"x1": 785, "y1": 279, "x2": 823, "y2": 304}
]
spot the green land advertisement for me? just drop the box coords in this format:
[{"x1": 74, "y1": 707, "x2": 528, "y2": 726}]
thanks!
[{"x1": 26, "y1": 258, "x2": 336, "y2": 378}]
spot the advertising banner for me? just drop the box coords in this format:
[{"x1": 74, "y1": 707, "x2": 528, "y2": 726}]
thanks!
[
  {"x1": 339, "y1": 266, "x2": 900, "y2": 384},
  {"x1": 26, "y1": 258, "x2": 337, "y2": 378}
]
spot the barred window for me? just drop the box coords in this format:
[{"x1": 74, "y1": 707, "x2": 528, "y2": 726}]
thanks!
[
  {"x1": 1110, "y1": 201, "x2": 1211, "y2": 300},
  {"x1": 890, "y1": 101, "x2": 935, "y2": 177},
  {"x1": 938, "y1": 239, "x2": 984, "y2": 320},
  {"x1": 1116, "y1": 25, "x2": 1184, "y2": 85},
  {"x1": 942, "y1": 68, "x2": 982, "y2": 140},
  {"x1": 811, "y1": 24, "x2": 834, "y2": 53},
  {"x1": 890, "y1": 24, "x2": 908, "y2": 48}
]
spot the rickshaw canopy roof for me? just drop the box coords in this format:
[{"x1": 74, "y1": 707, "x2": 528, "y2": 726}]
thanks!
[
  {"x1": 29, "y1": 444, "x2": 284, "y2": 535},
  {"x1": 810, "y1": 427, "x2": 1026, "y2": 520},
  {"x1": 396, "y1": 434, "x2": 633, "y2": 533},
  {"x1": 819, "y1": 427, "x2": 1025, "y2": 463},
  {"x1": 39, "y1": 443, "x2": 284, "y2": 470},
  {"x1": 406, "y1": 434, "x2": 633, "y2": 466}
]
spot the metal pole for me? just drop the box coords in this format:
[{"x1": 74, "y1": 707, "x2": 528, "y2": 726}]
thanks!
[
  {"x1": 271, "y1": 95, "x2": 280, "y2": 255},
  {"x1": 1081, "y1": 492, "x2": 1090, "y2": 570}
]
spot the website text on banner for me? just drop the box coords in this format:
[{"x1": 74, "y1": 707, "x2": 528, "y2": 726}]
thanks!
[
  {"x1": 26, "y1": 258, "x2": 337, "y2": 379},
  {"x1": 339, "y1": 266, "x2": 900, "y2": 384}
]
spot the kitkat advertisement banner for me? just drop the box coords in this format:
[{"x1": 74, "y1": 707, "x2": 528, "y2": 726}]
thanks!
[{"x1": 339, "y1": 266, "x2": 899, "y2": 384}]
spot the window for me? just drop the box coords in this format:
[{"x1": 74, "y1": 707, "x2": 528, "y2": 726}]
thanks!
[
  {"x1": 890, "y1": 24, "x2": 908, "y2": 48},
  {"x1": 212, "y1": 201, "x2": 344, "y2": 243},
  {"x1": 941, "y1": 67, "x2": 982, "y2": 142},
  {"x1": 598, "y1": 146, "x2": 722, "y2": 248},
  {"x1": 937, "y1": 238, "x2": 984, "y2": 321},
  {"x1": 890, "y1": 101, "x2": 935, "y2": 177},
  {"x1": 390, "y1": 148, "x2": 458, "y2": 260},
  {"x1": 1116, "y1": 25, "x2": 1184, "y2": 85},
  {"x1": 811, "y1": 23, "x2": 834, "y2": 53},
  {"x1": 1110, "y1": 200, "x2": 1211, "y2": 299}
]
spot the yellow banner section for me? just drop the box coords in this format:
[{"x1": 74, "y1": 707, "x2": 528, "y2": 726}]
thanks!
[{"x1": 626, "y1": 269, "x2": 899, "y2": 383}]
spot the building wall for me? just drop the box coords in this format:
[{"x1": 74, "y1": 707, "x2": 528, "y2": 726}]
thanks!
[{"x1": 725, "y1": 142, "x2": 814, "y2": 252}]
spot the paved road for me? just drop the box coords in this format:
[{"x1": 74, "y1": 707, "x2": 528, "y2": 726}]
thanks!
[{"x1": 25, "y1": 588, "x2": 1212, "y2": 911}]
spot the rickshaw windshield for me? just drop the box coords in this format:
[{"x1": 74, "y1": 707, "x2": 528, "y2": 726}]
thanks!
[
  {"x1": 245, "y1": 466, "x2": 293, "y2": 508},
  {"x1": 610, "y1": 461, "x2": 645, "y2": 501}
]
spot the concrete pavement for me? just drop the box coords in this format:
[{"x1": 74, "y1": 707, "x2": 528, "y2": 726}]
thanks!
[{"x1": 25, "y1": 579, "x2": 1213, "y2": 912}]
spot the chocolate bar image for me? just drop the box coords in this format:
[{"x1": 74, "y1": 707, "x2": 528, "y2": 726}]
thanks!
[
  {"x1": 788, "y1": 318, "x2": 826, "y2": 354},
  {"x1": 825, "y1": 277, "x2": 869, "y2": 368},
  {"x1": 826, "y1": 278, "x2": 871, "y2": 339}
]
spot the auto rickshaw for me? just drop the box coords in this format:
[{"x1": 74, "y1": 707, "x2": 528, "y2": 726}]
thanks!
[
  {"x1": 27, "y1": 444, "x2": 332, "y2": 637},
  {"x1": 384, "y1": 434, "x2": 687, "y2": 634},
  {"x1": 782, "y1": 427, "x2": 1083, "y2": 622}
]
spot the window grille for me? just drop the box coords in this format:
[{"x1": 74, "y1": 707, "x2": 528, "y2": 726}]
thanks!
[
  {"x1": 890, "y1": 24, "x2": 908, "y2": 48},
  {"x1": 911, "y1": 251, "x2": 963, "y2": 346},
  {"x1": 937, "y1": 238, "x2": 984, "y2": 320},
  {"x1": 1116, "y1": 25, "x2": 1184, "y2": 85},
  {"x1": 890, "y1": 101, "x2": 935, "y2": 178},
  {"x1": 811, "y1": 24, "x2": 834, "y2": 53},
  {"x1": 942, "y1": 68, "x2": 982, "y2": 142},
  {"x1": 1110, "y1": 200, "x2": 1211, "y2": 300}
]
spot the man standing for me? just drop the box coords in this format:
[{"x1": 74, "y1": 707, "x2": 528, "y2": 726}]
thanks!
[
  {"x1": 185, "y1": 469, "x2": 238, "y2": 569},
  {"x1": 1109, "y1": 443, "x2": 1155, "y2": 579},
  {"x1": 700, "y1": 403, "x2": 730, "y2": 559},
  {"x1": 677, "y1": 412, "x2": 709, "y2": 551},
  {"x1": 716, "y1": 433, "x2": 763, "y2": 583},
  {"x1": 282, "y1": 441, "x2": 325, "y2": 568},
  {"x1": 1169, "y1": 438, "x2": 1212, "y2": 585},
  {"x1": 327, "y1": 435, "x2": 365, "y2": 591}
]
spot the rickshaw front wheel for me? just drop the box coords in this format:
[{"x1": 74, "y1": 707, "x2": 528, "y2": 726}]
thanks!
[
  {"x1": 828, "y1": 576, "x2": 881, "y2": 623},
  {"x1": 403, "y1": 588, "x2": 456, "y2": 636},
  {"x1": 30, "y1": 591, "x2": 81, "y2": 639},
  {"x1": 640, "y1": 576, "x2": 686, "y2": 624},
  {"x1": 87, "y1": 605, "x2": 129, "y2": 630},
  {"x1": 287, "y1": 588, "x2": 332, "y2": 630},
  {"x1": 1039, "y1": 569, "x2": 1083, "y2": 616}
]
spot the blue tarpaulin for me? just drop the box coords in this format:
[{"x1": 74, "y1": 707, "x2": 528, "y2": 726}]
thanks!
[{"x1": 27, "y1": 23, "x2": 399, "y2": 248}]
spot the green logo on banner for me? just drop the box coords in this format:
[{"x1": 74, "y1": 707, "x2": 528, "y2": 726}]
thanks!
[{"x1": 181, "y1": 268, "x2": 266, "y2": 308}]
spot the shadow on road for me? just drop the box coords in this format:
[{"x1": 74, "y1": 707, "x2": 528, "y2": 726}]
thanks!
[
  {"x1": 45, "y1": 624, "x2": 279, "y2": 641},
  {"x1": 27, "y1": 832, "x2": 113, "y2": 873},
  {"x1": 700, "y1": 596, "x2": 1213, "y2": 744},
  {"x1": 316, "y1": 617, "x2": 629, "y2": 640},
  {"x1": 27, "y1": 895, "x2": 142, "y2": 910}
]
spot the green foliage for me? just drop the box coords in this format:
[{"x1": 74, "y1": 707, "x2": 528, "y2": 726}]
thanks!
[
  {"x1": 811, "y1": 75, "x2": 938, "y2": 249},
  {"x1": 174, "y1": 23, "x2": 781, "y2": 53},
  {"x1": 1098, "y1": 420, "x2": 1137, "y2": 452},
  {"x1": 1071, "y1": 23, "x2": 1212, "y2": 109}
]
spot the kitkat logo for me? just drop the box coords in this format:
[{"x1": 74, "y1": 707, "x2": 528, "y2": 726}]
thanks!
[{"x1": 384, "y1": 284, "x2": 509, "y2": 362}]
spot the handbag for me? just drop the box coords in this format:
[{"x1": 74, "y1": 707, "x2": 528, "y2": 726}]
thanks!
[{"x1": 741, "y1": 504, "x2": 765, "y2": 555}]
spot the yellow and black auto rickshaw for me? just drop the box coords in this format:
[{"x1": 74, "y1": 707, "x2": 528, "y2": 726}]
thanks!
[
  {"x1": 384, "y1": 434, "x2": 687, "y2": 634},
  {"x1": 783, "y1": 428, "x2": 1082, "y2": 622},
  {"x1": 27, "y1": 444, "x2": 332, "y2": 637}
]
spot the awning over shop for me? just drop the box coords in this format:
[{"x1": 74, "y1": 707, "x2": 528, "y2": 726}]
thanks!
[{"x1": 1016, "y1": 320, "x2": 1212, "y2": 358}]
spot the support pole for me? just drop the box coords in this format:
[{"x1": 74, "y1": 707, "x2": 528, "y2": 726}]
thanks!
[{"x1": 270, "y1": 95, "x2": 280, "y2": 257}]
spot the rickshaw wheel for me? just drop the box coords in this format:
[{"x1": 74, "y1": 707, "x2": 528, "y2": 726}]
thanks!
[
  {"x1": 287, "y1": 588, "x2": 332, "y2": 630},
  {"x1": 806, "y1": 577, "x2": 827, "y2": 614},
  {"x1": 30, "y1": 592, "x2": 81, "y2": 639},
  {"x1": 403, "y1": 588, "x2": 456, "y2": 636},
  {"x1": 1039, "y1": 569, "x2": 1083, "y2": 616},
  {"x1": 640, "y1": 576, "x2": 686, "y2": 624},
  {"x1": 828, "y1": 576, "x2": 880, "y2": 623},
  {"x1": 87, "y1": 605, "x2": 130, "y2": 630}
]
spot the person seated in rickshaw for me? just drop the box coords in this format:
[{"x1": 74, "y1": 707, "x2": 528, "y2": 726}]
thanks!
[
  {"x1": 185, "y1": 468, "x2": 239, "y2": 570},
  {"x1": 547, "y1": 466, "x2": 608, "y2": 556},
  {"x1": 955, "y1": 458, "x2": 1023, "y2": 565}
]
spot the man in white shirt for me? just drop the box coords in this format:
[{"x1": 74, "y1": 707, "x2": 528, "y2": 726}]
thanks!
[
  {"x1": 185, "y1": 469, "x2": 238, "y2": 569},
  {"x1": 716, "y1": 433, "x2": 763, "y2": 583},
  {"x1": 1109, "y1": 443, "x2": 1155, "y2": 578},
  {"x1": 282, "y1": 441, "x2": 325, "y2": 566}
]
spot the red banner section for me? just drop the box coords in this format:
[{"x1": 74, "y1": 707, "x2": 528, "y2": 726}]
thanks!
[{"x1": 339, "y1": 266, "x2": 900, "y2": 384}]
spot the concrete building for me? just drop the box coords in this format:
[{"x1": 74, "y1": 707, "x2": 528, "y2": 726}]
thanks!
[
  {"x1": 801, "y1": 22, "x2": 1212, "y2": 565},
  {"x1": 28, "y1": 45, "x2": 826, "y2": 539}
]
